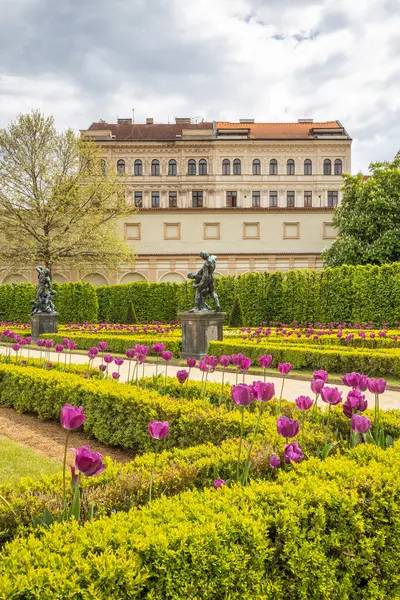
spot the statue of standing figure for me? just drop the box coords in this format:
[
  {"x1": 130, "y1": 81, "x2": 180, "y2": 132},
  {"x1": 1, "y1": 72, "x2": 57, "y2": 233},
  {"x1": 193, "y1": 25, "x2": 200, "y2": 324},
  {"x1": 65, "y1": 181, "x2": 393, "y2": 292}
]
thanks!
[
  {"x1": 30, "y1": 266, "x2": 57, "y2": 314},
  {"x1": 187, "y1": 251, "x2": 221, "y2": 312}
]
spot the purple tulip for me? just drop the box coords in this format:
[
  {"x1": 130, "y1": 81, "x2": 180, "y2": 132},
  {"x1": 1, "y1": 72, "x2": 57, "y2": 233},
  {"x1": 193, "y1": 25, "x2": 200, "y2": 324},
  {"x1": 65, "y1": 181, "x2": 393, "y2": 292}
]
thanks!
[
  {"x1": 186, "y1": 357, "x2": 196, "y2": 368},
  {"x1": 25, "y1": 336, "x2": 32, "y2": 344},
  {"x1": 239, "y1": 356, "x2": 251, "y2": 371},
  {"x1": 87, "y1": 351, "x2": 97, "y2": 360},
  {"x1": 104, "y1": 354, "x2": 114, "y2": 364},
  {"x1": 198, "y1": 360, "x2": 208, "y2": 372},
  {"x1": 311, "y1": 378, "x2": 325, "y2": 394},
  {"x1": 125, "y1": 348, "x2": 135, "y2": 359},
  {"x1": 351, "y1": 414, "x2": 371, "y2": 434},
  {"x1": 45, "y1": 339, "x2": 53, "y2": 348},
  {"x1": 219, "y1": 355, "x2": 231, "y2": 368},
  {"x1": 252, "y1": 381, "x2": 275, "y2": 402},
  {"x1": 284, "y1": 442, "x2": 304, "y2": 463},
  {"x1": 347, "y1": 389, "x2": 367, "y2": 409},
  {"x1": 295, "y1": 395, "x2": 314, "y2": 411},
  {"x1": 88, "y1": 347, "x2": 99, "y2": 357},
  {"x1": 11, "y1": 343, "x2": 20, "y2": 352},
  {"x1": 55, "y1": 344, "x2": 64, "y2": 353},
  {"x1": 278, "y1": 362, "x2": 292, "y2": 375},
  {"x1": 232, "y1": 353, "x2": 245, "y2": 367},
  {"x1": 68, "y1": 341, "x2": 77, "y2": 350},
  {"x1": 73, "y1": 445, "x2": 105, "y2": 477},
  {"x1": 153, "y1": 343, "x2": 165, "y2": 354},
  {"x1": 148, "y1": 420, "x2": 170, "y2": 439},
  {"x1": 161, "y1": 350, "x2": 173, "y2": 361},
  {"x1": 45, "y1": 362, "x2": 52, "y2": 369},
  {"x1": 99, "y1": 364, "x2": 107, "y2": 372},
  {"x1": 214, "y1": 478, "x2": 226, "y2": 489},
  {"x1": 342, "y1": 372, "x2": 364, "y2": 388},
  {"x1": 269, "y1": 454, "x2": 281, "y2": 468},
  {"x1": 367, "y1": 378, "x2": 387, "y2": 395},
  {"x1": 276, "y1": 416, "x2": 299, "y2": 439},
  {"x1": 60, "y1": 404, "x2": 86, "y2": 430},
  {"x1": 313, "y1": 369, "x2": 328, "y2": 383},
  {"x1": 112, "y1": 372, "x2": 120, "y2": 380},
  {"x1": 231, "y1": 384, "x2": 255, "y2": 406},
  {"x1": 114, "y1": 358, "x2": 124, "y2": 366},
  {"x1": 205, "y1": 355, "x2": 218, "y2": 370},
  {"x1": 176, "y1": 369, "x2": 189, "y2": 384},
  {"x1": 259, "y1": 355, "x2": 273, "y2": 369},
  {"x1": 321, "y1": 386, "x2": 343, "y2": 405},
  {"x1": 98, "y1": 341, "x2": 107, "y2": 351},
  {"x1": 21, "y1": 360, "x2": 27, "y2": 365}
]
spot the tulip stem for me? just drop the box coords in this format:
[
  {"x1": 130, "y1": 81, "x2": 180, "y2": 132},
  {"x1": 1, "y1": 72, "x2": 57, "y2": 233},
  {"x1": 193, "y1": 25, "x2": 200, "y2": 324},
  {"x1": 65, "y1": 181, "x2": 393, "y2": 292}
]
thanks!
[
  {"x1": 263, "y1": 368, "x2": 266, "y2": 383},
  {"x1": 220, "y1": 370, "x2": 225, "y2": 407},
  {"x1": 155, "y1": 357, "x2": 159, "y2": 377},
  {"x1": 301, "y1": 412, "x2": 305, "y2": 445},
  {"x1": 62, "y1": 431, "x2": 70, "y2": 519},
  {"x1": 278, "y1": 377, "x2": 285, "y2": 415},
  {"x1": 236, "y1": 408, "x2": 245, "y2": 482},
  {"x1": 242, "y1": 404, "x2": 264, "y2": 485},
  {"x1": 127, "y1": 359, "x2": 131, "y2": 383},
  {"x1": 149, "y1": 451, "x2": 158, "y2": 502}
]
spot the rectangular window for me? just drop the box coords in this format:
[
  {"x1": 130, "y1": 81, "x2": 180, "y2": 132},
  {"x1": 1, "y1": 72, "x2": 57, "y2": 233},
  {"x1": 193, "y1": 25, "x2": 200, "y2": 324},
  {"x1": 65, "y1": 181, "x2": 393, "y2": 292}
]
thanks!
[
  {"x1": 252, "y1": 191, "x2": 261, "y2": 208},
  {"x1": 151, "y1": 191, "x2": 160, "y2": 208},
  {"x1": 243, "y1": 222, "x2": 260, "y2": 239},
  {"x1": 287, "y1": 191, "x2": 295, "y2": 208},
  {"x1": 269, "y1": 191, "x2": 278, "y2": 207},
  {"x1": 226, "y1": 191, "x2": 237, "y2": 207},
  {"x1": 164, "y1": 223, "x2": 181, "y2": 240},
  {"x1": 169, "y1": 191, "x2": 177, "y2": 208},
  {"x1": 134, "y1": 191, "x2": 143, "y2": 208},
  {"x1": 304, "y1": 191, "x2": 312, "y2": 208},
  {"x1": 192, "y1": 191, "x2": 203, "y2": 208},
  {"x1": 328, "y1": 191, "x2": 339, "y2": 207},
  {"x1": 125, "y1": 223, "x2": 141, "y2": 240}
]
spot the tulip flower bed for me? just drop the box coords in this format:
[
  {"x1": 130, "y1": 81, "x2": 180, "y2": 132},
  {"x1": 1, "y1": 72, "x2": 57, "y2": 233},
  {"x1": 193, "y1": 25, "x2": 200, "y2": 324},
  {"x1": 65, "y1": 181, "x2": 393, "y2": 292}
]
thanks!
[
  {"x1": 2, "y1": 443, "x2": 400, "y2": 598},
  {"x1": 0, "y1": 355, "x2": 101, "y2": 378},
  {"x1": 210, "y1": 340, "x2": 400, "y2": 376}
]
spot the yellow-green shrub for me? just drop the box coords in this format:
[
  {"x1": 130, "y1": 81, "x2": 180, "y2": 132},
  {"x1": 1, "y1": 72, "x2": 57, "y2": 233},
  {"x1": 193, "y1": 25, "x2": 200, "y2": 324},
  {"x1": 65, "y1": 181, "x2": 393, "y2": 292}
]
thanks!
[{"x1": 2, "y1": 445, "x2": 400, "y2": 599}]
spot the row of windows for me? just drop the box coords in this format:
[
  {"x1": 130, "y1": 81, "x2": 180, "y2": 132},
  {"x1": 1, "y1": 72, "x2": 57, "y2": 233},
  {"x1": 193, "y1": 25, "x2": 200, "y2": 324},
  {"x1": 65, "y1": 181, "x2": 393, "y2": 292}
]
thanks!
[
  {"x1": 125, "y1": 221, "x2": 336, "y2": 242},
  {"x1": 113, "y1": 158, "x2": 343, "y2": 176},
  {"x1": 134, "y1": 190, "x2": 339, "y2": 209}
]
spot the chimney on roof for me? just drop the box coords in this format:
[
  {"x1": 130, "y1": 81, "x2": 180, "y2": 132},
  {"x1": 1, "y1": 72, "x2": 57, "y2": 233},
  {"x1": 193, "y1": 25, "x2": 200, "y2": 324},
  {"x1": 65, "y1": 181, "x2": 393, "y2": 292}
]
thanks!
[
  {"x1": 117, "y1": 118, "x2": 132, "y2": 124},
  {"x1": 175, "y1": 117, "x2": 191, "y2": 124},
  {"x1": 298, "y1": 118, "x2": 314, "y2": 123},
  {"x1": 239, "y1": 119, "x2": 255, "y2": 124},
  {"x1": 146, "y1": 118, "x2": 154, "y2": 124}
]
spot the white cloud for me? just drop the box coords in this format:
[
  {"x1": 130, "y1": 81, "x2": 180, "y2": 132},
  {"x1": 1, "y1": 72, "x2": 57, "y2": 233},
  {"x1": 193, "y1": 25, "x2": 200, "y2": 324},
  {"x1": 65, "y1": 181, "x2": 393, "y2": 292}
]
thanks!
[{"x1": 0, "y1": 0, "x2": 399, "y2": 173}]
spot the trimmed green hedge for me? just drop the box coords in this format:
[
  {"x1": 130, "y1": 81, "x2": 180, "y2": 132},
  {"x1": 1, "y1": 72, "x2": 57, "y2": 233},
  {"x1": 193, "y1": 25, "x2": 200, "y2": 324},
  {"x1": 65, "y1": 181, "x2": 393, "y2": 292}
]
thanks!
[
  {"x1": 0, "y1": 281, "x2": 98, "y2": 323},
  {"x1": 2, "y1": 444, "x2": 400, "y2": 598},
  {"x1": 209, "y1": 339, "x2": 400, "y2": 376}
]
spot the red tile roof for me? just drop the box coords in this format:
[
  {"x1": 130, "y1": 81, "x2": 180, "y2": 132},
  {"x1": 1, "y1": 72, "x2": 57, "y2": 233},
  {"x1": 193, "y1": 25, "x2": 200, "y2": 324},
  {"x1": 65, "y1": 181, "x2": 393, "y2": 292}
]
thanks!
[{"x1": 216, "y1": 121, "x2": 347, "y2": 139}]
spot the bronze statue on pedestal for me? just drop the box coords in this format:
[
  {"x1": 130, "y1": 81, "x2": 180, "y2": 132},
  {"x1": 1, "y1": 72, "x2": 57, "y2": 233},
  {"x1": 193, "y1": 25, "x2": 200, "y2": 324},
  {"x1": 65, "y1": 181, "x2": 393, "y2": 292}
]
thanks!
[{"x1": 187, "y1": 251, "x2": 220, "y2": 313}]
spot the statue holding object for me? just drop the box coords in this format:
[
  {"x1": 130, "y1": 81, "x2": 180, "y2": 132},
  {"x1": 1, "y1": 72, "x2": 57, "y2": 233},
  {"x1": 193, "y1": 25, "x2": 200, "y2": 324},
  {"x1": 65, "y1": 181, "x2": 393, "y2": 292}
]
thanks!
[
  {"x1": 187, "y1": 251, "x2": 221, "y2": 313},
  {"x1": 30, "y1": 266, "x2": 57, "y2": 314}
]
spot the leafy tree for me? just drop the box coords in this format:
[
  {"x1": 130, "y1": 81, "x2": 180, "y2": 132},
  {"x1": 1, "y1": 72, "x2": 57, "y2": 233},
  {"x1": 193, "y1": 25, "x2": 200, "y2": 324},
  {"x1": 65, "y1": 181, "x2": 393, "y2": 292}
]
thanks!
[
  {"x1": 229, "y1": 296, "x2": 245, "y2": 327},
  {"x1": 0, "y1": 110, "x2": 136, "y2": 273},
  {"x1": 323, "y1": 152, "x2": 400, "y2": 267}
]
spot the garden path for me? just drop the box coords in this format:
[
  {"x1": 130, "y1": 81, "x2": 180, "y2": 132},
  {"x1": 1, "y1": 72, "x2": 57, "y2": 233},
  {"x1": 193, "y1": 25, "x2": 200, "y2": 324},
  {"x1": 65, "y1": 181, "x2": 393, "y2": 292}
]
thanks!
[{"x1": 1, "y1": 344, "x2": 400, "y2": 411}]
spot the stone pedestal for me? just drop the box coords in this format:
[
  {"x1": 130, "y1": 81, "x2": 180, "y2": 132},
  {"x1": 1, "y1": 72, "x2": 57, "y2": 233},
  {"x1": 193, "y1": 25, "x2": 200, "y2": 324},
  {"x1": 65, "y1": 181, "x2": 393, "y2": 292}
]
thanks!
[
  {"x1": 179, "y1": 311, "x2": 227, "y2": 359},
  {"x1": 31, "y1": 313, "x2": 59, "y2": 342}
]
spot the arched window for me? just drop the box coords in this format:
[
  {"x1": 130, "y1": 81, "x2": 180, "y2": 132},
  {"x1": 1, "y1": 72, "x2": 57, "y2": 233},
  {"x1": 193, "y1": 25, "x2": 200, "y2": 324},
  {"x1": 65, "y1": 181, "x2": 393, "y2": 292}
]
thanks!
[
  {"x1": 269, "y1": 159, "x2": 278, "y2": 175},
  {"x1": 252, "y1": 159, "x2": 261, "y2": 175},
  {"x1": 233, "y1": 159, "x2": 241, "y2": 175},
  {"x1": 199, "y1": 159, "x2": 207, "y2": 175},
  {"x1": 168, "y1": 159, "x2": 177, "y2": 176},
  {"x1": 287, "y1": 159, "x2": 295, "y2": 175},
  {"x1": 334, "y1": 159, "x2": 342, "y2": 175},
  {"x1": 304, "y1": 159, "x2": 312, "y2": 175},
  {"x1": 100, "y1": 160, "x2": 106, "y2": 176},
  {"x1": 151, "y1": 159, "x2": 160, "y2": 176},
  {"x1": 324, "y1": 159, "x2": 332, "y2": 175},
  {"x1": 117, "y1": 159, "x2": 125, "y2": 175},
  {"x1": 134, "y1": 159, "x2": 142, "y2": 176},
  {"x1": 188, "y1": 159, "x2": 196, "y2": 175},
  {"x1": 222, "y1": 159, "x2": 230, "y2": 175}
]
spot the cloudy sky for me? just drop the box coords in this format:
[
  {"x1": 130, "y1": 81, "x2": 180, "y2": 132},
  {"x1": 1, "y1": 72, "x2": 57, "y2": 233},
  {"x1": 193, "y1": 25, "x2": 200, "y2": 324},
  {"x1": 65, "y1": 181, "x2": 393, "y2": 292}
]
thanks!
[{"x1": 0, "y1": 0, "x2": 399, "y2": 173}]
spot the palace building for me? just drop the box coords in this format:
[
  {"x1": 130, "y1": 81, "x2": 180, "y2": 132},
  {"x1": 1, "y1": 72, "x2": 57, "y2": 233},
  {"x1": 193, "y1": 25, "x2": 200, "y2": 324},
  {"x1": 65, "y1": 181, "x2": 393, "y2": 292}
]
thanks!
[{"x1": 1, "y1": 117, "x2": 351, "y2": 286}]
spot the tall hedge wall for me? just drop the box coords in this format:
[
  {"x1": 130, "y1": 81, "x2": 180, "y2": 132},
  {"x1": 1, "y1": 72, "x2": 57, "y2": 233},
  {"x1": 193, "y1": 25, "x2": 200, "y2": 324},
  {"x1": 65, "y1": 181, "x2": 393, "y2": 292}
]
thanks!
[{"x1": 0, "y1": 282, "x2": 98, "y2": 323}]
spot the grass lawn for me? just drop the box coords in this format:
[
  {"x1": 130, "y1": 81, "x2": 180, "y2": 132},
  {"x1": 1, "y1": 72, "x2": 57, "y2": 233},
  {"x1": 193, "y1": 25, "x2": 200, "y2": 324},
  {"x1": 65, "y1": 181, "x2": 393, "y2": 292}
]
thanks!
[{"x1": 0, "y1": 436, "x2": 62, "y2": 485}]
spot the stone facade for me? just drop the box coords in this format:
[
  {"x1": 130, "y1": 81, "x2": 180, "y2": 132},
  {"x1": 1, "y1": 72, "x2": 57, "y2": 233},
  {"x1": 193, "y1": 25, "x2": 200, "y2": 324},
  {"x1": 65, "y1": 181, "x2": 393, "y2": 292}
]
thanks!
[{"x1": 1, "y1": 118, "x2": 351, "y2": 286}]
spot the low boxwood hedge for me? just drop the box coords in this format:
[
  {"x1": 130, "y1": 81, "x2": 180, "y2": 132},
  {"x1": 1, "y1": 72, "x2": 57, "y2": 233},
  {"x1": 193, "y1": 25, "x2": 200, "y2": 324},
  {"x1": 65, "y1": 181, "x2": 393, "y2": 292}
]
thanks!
[{"x1": 2, "y1": 444, "x2": 400, "y2": 599}]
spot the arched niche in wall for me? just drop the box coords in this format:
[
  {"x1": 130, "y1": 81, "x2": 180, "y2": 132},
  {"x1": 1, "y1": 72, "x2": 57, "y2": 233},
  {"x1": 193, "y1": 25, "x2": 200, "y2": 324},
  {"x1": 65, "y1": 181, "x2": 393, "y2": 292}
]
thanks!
[
  {"x1": 2, "y1": 273, "x2": 29, "y2": 284},
  {"x1": 52, "y1": 273, "x2": 68, "y2": 284},
  {"x1": 119, "y1": 272, "x2": 147, "y2": 284},
  {"x1": 159, "y1": 272, "x2": 186, "y2": 284},
  {"x1": 82, "y1": 273, "x2": 109, "y2": 287}
]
